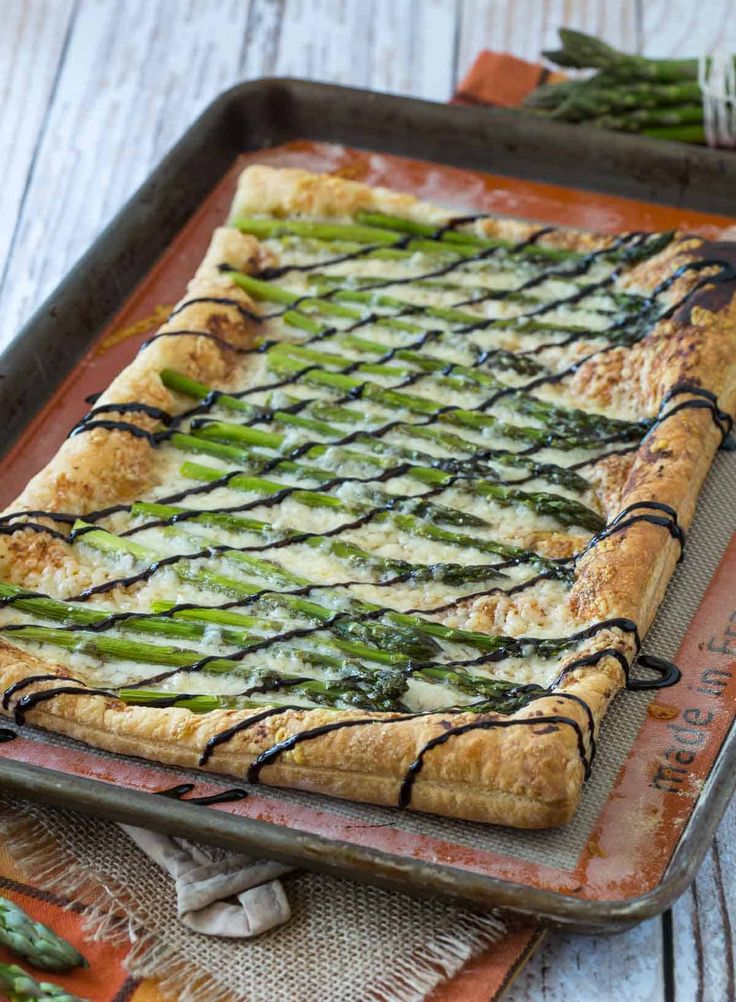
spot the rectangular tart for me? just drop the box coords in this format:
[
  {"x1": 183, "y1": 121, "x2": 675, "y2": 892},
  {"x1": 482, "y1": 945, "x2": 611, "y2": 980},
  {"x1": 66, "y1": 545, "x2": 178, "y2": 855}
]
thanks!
[{"x1": 1, "y1": 165, "x2": 734, "y2": 828}]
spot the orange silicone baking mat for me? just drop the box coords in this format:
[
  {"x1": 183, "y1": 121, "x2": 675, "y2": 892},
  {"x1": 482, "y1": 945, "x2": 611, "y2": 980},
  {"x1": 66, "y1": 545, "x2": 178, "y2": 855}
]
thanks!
[{"x1": 1, "y1": 142, "x2": 735, "y2": 920}]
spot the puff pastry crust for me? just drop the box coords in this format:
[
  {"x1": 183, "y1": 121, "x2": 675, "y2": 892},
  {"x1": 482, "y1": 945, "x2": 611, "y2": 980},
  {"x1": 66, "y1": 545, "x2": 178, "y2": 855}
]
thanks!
[{"x1": 1, "y1": 165, "x2": 734, "y2": 829}]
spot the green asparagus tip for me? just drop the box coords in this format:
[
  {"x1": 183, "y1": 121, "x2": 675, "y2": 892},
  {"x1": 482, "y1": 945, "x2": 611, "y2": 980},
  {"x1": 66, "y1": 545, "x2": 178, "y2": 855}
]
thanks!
[
  {"x1": 0, "y1": 897, "x2": 87, "y2": 973},
  {"x1": 0, "y1": 961, "x2": 89, "y2": 1002}
]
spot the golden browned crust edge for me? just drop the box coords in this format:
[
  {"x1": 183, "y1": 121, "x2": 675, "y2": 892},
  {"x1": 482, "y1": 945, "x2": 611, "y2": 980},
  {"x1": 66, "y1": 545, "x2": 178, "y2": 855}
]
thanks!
[{"x1": 0, "y1": 165, "x2": 734, "y2": 829}]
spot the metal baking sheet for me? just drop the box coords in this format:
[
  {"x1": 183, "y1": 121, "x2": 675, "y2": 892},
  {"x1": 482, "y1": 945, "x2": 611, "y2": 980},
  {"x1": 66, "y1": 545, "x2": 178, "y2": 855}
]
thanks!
[{"x1": 1, "y1": 81, "x2": 736, "y2": 933}]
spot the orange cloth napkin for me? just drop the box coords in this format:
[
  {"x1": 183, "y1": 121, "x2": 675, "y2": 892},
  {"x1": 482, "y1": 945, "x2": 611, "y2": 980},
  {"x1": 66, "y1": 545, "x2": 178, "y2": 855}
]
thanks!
[{"x1": 453, "y1": 50, "x2": 565, "y2": 108}]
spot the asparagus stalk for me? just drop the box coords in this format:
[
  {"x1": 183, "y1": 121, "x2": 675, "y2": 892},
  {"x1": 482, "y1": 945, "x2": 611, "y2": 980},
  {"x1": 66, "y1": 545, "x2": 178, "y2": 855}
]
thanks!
[
  {"x1": 0, "y1": 582, "x2": 249, "y2": 646},
  {"x1": 116, "y1": 688, "x2": 261, "y2": 712},
  {"x1": 642, "y1": 124, "x2": 706, "y2": 143},
  {"x1": 160, "y1": 369, "x2": 591, "y2": 494},
  {"x1": 139, "y1": 502, "x2": 507, "y2": 587},
  {"x1": 177, "y1": 460, "x2": 569, "y2": 563},
  {"x1": 72, "y1": 525, "x2": 572, "y2": 665},
  {"x1": 303, "y1": 399, "x2": 591, "y2": 492},
  {"x1": 233, "y1": 214, "x2": 581, "y2": 262},
  {"x1": 233, "y1": 267, "x2": 548, "y2": 371},
  {"x1": 75, "y1": 523, "x2": 442, "y2": 660},
  {"x1": 186, "y1": 417, "x2": 604, "y2": 530},
  {"x1": 127, "y1": 499, "x2": 567, "y2": 654},
  {"x1": 265, "y1": 338, "x2": 621, "y2": 440},
  {"x1": 353, "y1": 211, "x2": 580, "y2": 262},
  {"x1": 538, "y1": 80, "x2": 703, "y2": 120},
  {"x1": 0, "y1": 963, "x2": 89, "y2": 1002},
  {"x1": 233, "y1": 218, "x2": 482, "y2": 261},
  {"x1": 588, "y1": 104, "x2": 704, "y2": 132},
  {"x1": 543, "y1": 29, "x2": 699, "y2": 82},
  {"x1": 7, "y1": 619, "x2": 415, "y2": 683},
  {"x1": 229, "y1": 271, "x2": 423, "y2": 335},
  {"x1": 223, "y1": 267, "x2": 646, "y2": 353},
  {"x1": 154, "y1": 433, "x2": 487, "y2": 527},
  {"x1": 168, "y1": 352, "x2": 632, "y2": 454},
  {"x1": 148, "y1": 590, "x2": 536, "y2": 658},
  {"x1": 308, "y1": 271, "x2": 646, "y2": 317},
  {"x1": 7, "y1": 621, "x2": 547, "y2": 714},
  {"x1": 0, "y1": 898, "x2": 87, "y2": 973},
  {"x1": 261, "y1": 347, "x2": 645, "y2": 444},
  {"x1": 6, "y1": 624, "x2": 247, "y2": 673},
  {"x1": 120, "y1": 672, "x2": 540, "y2": 715}
]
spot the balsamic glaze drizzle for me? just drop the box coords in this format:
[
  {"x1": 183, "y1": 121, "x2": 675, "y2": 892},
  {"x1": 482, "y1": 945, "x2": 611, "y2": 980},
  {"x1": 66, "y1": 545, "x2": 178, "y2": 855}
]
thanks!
[
  {"x1": 3, "y1": 217, "x2": 730, "y2": 812},
  {"x1": 155, "y1": 782, "x2": 248, "y2": 805},
  {"x1": 398, "y1": 714, "x2": 588, "y2": 807}
]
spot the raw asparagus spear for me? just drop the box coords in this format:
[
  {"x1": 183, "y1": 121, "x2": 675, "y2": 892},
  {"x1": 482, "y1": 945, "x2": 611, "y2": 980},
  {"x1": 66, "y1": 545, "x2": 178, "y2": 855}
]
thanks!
[
  {"x1": 0, "y1": 962, "x2": 89, "y2": 1002},
  {"x1": 0, "y1": 898, "x2": 86, "y2": 973},
  {"x1": 525, "y1": 78, "x2": 702, "y2": 116},
  {"x1": 543, "y1": 28, "x2": 699, "y2": 81},
  {"x1": 587, "y1": 104, "x2": 704, "y2": 132}
]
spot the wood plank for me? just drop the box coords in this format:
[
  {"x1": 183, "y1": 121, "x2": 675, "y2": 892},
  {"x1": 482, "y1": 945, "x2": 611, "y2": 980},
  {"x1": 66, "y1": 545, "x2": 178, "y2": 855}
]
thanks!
[
  {"x1": 455, "y1": 0, "x2": 639, "y2": 86},
  {"x1": 272, "y1": 0, "x2": 375, "y2": 86},
  {"x1": 671, "y1": 797, "x2": 736, "y2": 1001},
  {"x1": 504, "y1": 916, "x2": 665, "y2": 1001},
  {"x1": 640, "y1": 0, "x2": 736, "y2": 59},
  {"x1": 272, "y1": 0, "x2": 457, "y2": 99},
  {"x1": 0, "y1": 0, "x2": 76, "y2": 300},
  {"x1": 0, "y1": 0, "x2": 266, "y2": 347},
  {"x1": 368, "y1": 0, "x2": 457, "y2": 99}
]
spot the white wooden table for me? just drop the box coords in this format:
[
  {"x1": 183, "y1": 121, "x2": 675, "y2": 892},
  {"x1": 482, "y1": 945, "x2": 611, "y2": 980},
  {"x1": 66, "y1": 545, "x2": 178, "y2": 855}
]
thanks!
[{"x1": 2, "y1": 2, "x2": 735, "y2": 998}]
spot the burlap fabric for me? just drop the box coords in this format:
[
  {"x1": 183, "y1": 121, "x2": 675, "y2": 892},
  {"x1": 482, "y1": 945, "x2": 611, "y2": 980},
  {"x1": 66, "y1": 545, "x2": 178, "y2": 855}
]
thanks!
[{"x1": 0, "y1": 802, "x2": 506, "y2": 1002}]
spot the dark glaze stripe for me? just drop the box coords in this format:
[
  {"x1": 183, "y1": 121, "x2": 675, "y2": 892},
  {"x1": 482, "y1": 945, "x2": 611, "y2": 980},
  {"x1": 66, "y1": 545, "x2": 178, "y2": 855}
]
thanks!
[
  {"x1": 397, "y1": 713, "x2": 590, "y2": 807},
  {"x1": 582, "y1": 512, "x2": 685, "y2": 561},
  {"x1": 168, "y1": 296, "x2": 263, "y2": 324},
  {"x1": 656, "y1": 257, "x2": 736, "y2": 320},
  {"x1": 201, "y1": 617, "x2": 643, "y2": 772},
  {"x1": 0, "y1": 522, "x2": 71, "y2": 542},
  {"x1": 71, "y1": 402, "x2": 173, "y2": 431},
  {"x1": 543, "y1": 690, "x2": 598, "y2": 763},
  {"x1": 2, "y1": 673, "x2": 86, "y2": 709},
  {"x1": 0, "y1": 511, "x2": 78, "y2": 527},
  {"x1": 246, "y1": 713, "x2": 418, "y2": 783},
  {"x1": 628, "y1": 654, "x2": 681, "y2": 691},
  {"x1": 199, "y1": 704, "x2": 298, "y2": 765},
  {"x1": 0, "y1": 728, "x2": 16, "y2": 742},
  {"x1": 142, "y1": 329, "x2": 259, "y2": 353},
  {"x1": 656, "y1": 382, "x2": 734, "y2": 442},
  {"x1": 68, "y1": 420, "x2": 167, "y2": 445},
  {"x1": 13, "y1": 685, "x2": 114, "y2": 725},
  {"x1": 155, "y1": 782, "x2": 248, "y2": 805},
  {"x1": 552, "y1": 646, "x2": 630, "y2": 689}
]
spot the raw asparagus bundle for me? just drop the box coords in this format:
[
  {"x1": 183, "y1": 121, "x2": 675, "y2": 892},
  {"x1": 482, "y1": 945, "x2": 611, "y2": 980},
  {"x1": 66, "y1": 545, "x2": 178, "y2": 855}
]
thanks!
[
  {"x1": 0, "y1": 898, "x2": 87, "y2": 973},
  {"x1": 523, "y1": 29, "x2": 716, "y2": 144}
]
